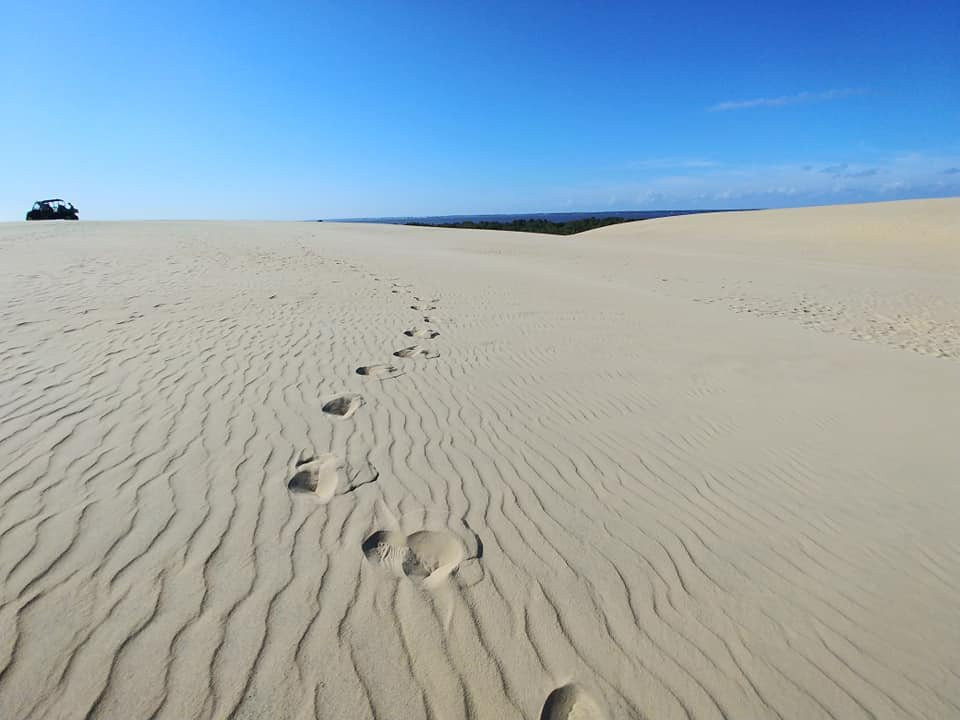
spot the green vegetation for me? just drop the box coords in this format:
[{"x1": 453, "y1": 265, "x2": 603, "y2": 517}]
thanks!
[{"x1": 405, "y1": 216, "x2": 634, "y2": 235}]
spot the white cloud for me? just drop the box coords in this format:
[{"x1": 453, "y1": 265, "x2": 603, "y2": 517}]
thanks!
[
  {"x1": 709, "y1": 88, "x2": 867, "y2": 112},
  {"x1": 816, "y1": 163, "x2": 880, "y2": 178},
  {"x1": 549, "y1": 151, "x2": 960, "y2": 210}
]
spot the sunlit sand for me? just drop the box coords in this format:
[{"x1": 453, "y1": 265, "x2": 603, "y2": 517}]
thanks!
[{"x1": 1, "y1": 198, "x2": 958, "y2": 718}]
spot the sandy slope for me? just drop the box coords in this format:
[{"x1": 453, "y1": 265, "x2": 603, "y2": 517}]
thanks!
[{"x1": 0, "y1": 198, "x2": 958, "y2": 720}]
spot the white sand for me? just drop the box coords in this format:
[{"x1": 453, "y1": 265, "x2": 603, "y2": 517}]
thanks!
[{"x1": 1, "y1": 198, "x2": 958, "y2": 719}]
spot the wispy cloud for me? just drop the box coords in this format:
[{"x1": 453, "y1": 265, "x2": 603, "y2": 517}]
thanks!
[
  {"x1": 549, "y1": 151, "x2": 960, "y2": 210},
  {"x1": 843, "y1": 168, "x2": 879, "y2": 178},
  {"x1": 709, "y1": 88, "x2": 867, "y2": 112},
  {"x1": 819, "y1": 164, "x2": 849, "y2": 175},
  {"x1": 817, "y1": 163, "x2": 879, "y2": 178}
]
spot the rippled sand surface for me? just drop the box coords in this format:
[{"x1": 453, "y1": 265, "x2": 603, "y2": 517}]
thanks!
[{"x1": 1, "y1": 198, "x2": 958, "y2": 719}]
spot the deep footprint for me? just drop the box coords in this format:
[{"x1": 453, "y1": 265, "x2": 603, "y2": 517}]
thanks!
[
  {"x1": 321, "y1": 393, "x2": 364, "y2": 418},
  {"x1": 287, "y1": 452, "x2": 339, "y2": 502},
  {"x1": 404, "y1": 327, "x2": 440, "y2": 339},
  {"x1": 362, "y1": 529, "x2": 466, "y2": 586},
  {"x1": 356, "y1": 364, "x2": 403, "y2": 379},
  {"x1": 540, "y1": 685, "x2": 606, "y2": 720},
  {"x1": 410, "y1": 304, "x2": 437, "y2": 311},
  {"x1": 393, "y1": 345, "x2": 440, "y2": 359}
]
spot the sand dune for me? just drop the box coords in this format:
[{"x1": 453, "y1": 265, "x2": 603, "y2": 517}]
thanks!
[{"x1": 1, "y1": 198, "x2": 959, "y2": 719}]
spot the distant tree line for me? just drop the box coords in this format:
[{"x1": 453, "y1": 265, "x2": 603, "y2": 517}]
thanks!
[{"x1": 405, "y1": 216, "x2": 635, "y2": 235}]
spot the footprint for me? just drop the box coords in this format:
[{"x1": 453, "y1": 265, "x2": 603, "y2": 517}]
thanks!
[
  {"x1": 321, "y1": 393, "x2": 364, "y2": 419},
  {"x1": 540, "y1": 685, "x2": 606, "y2": 720},
  {"x1": 362, "y1": 529, "x2": 466, "y2": 586},
  {"x1": 404, "y1": 327, "x2": 440, "y2": 339},
  {"x1": 356, "y1": 364, "x2": 403, "y2": 379},
  {"x1": 394, "y1": 345, "x2": 440, "y2": 359},
  {"x1": 410, "y1": 304, "x2": 437, "y2": 311},
  {"x1": 287, "y1": 452, "x2": 339, "y2": 502}
]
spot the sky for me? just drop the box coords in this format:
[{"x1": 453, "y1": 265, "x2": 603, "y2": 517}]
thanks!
[{"x1": 1, "y1": 1, "x2": 958, "y2": 220}]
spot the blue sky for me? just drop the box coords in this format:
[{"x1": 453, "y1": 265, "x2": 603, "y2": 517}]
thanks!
[{"x1": 1, "y1": 1, "x2": 958, "y2": 219}]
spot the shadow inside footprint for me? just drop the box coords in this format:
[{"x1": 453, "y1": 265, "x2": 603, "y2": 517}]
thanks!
[
  {"x1": 540, "y1": 685, "x2": 606, "y2": 720},
  {"x1": 410, "y1": 304, "x2": 437, "y2": 311},
  {"x1": 362, "y1": 529, "x2": 466, "y2": 587},
  {"x1": 321, "y1": 393, "x2": 364, "y2": 418},
  {"x1": 356, "y1": 364, "x2": 403, "y2": 379},
  {"x1": 393, "y1": 345, "x2": 439, "y2": 359},
  {"x1": 287, "y1": 452, "x2": 339, "y2": 503},
  {"x1": 404, "y1": 328, "x2": 440, "y2": 339}
]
